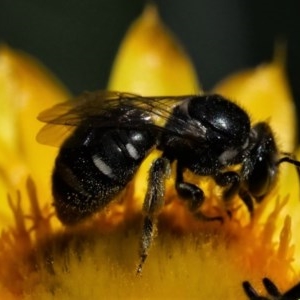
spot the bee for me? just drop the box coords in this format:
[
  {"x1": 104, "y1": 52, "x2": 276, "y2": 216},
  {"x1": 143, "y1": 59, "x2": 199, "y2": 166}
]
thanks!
[
  {"x1": 38, "y1": 91, "x2": 300, "y2": 273},
  {"x1": 243, "y1": 277, "x2": 300, "y2": 300}
]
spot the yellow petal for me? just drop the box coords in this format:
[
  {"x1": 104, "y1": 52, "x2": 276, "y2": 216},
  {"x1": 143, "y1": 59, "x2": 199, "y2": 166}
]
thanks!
[
  {"x1": 0, "y1": 46, "x2": 70, "y2": 230},
  {"x1": 0, "y1": 49, "x2": 19, "y2": 151},
  {"x1": 283, "y1": 147, "x2": 300, "y2": 273},
  {"x1": 108, "y1": 5, "x2": 201, "y2": 95},
  {"x1": 0, "y1": 46, "x2": 70, "y2": 190},
  {"x1": 0, "y1": 143, "x2": 28, "y2": 229}
]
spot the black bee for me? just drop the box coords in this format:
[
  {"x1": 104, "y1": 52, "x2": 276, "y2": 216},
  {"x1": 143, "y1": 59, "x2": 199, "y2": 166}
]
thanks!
[
  {"x1": 243, "y1": 277, "x2": 300, "y2": 300},
  {"x1": 38, "y1": 91, "x2": 300, "y2": 273}
]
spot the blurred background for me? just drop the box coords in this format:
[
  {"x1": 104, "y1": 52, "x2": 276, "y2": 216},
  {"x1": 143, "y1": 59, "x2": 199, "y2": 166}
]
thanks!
[{"x1": 0, "y1": 0, "x2": 299, "y2": 125}]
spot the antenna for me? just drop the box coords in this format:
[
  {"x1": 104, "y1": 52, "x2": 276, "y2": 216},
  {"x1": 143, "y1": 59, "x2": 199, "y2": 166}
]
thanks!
[
  {"x1": 277, "y1": 153, "x2": 300, "y2": 167},
  {"x1": 277, "y1": 152, "x2": 300, "y2": 181}
]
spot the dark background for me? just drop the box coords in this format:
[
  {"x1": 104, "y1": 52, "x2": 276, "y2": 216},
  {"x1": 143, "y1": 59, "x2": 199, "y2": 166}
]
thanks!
[{"x1": 0, "y1": 0, "x2": 299, "y2": 123}]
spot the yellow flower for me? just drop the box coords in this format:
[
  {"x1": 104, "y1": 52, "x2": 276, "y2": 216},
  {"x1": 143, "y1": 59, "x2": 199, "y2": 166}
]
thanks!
[{"x1": 0, "y1": 4, "x2": 299, "y2": 299}]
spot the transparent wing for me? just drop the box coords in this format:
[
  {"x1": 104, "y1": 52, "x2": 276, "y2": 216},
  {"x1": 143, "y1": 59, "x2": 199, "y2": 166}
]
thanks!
[
  {"x1": 37, "y1": 124, "x2": 76, "y2": 147},
  {"x1": 37, "y1": 90, "x2": 206, "y2": 146}
]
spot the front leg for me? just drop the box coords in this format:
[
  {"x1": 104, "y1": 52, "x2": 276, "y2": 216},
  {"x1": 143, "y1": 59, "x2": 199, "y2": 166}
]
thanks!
[
  {"x1": 239, "y1": 189, "x2": 255, "y2": 216},
  {"x1": 215, "y1": 172, "x2": 256, "y2": 216},
  {"x1": 175, "y1": 163, "x2": 222, "y2": 222},
  {"x1": 137, "y1": 157, "x2": 170, "y2": 274},
  {"x1": 214, "y1": 171, "x2": 240, "y2": 200}
]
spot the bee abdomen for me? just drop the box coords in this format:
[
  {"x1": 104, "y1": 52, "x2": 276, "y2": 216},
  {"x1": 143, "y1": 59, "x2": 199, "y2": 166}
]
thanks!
[{"x1": 52, "y1": 128, "x2": 156, "y2": 224}]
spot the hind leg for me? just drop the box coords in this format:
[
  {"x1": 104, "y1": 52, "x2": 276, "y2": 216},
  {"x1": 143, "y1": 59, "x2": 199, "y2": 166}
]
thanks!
[
  {"x1": 137, "y1": 157, "x2": 170, "y2": 274},
  {"x1": 175, "y1": 163, "x2": 223, "y2": 222}
]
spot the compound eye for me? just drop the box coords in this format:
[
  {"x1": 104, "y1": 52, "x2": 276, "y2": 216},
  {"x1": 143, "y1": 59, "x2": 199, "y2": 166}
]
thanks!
[{"x1": 247, "y1": 160, "x2": 276, "y2": 198}]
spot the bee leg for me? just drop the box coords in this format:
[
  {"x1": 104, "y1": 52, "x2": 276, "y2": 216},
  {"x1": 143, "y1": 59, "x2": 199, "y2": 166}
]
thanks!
[
  {"x1": 175, "y1": 164, "x2": 222, "y2": 222},
  {"x1": 214, "y1": 171, "x2": 240, "y2": 199},
  {"x1": 262, "y1": 278, "x2": 281, "y2": 297},
  {"x1": 136, "y1": 157, "x2": 171, "y2": 274},
  {"x1": 282, "y1": 281, "x2": 300, "y2": 298},
  {"x1": 242, "y1": 281, "x2": 261, "y2": 299},
  {"x1": 175, "y1": 163, "x2": 204, "y2": 211},
  {"x1": 242, "y1": 278, "x2": 289, "y2": 300},
  {"x1": 215, "y1": 172, "x2": 255, "y2": 216},
  {"x1": 238, "y1": 189, "x2": 255, "y2": 216},
  {"x1": 242, "y1": 280, "x2": 270, "y2": 300}
]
